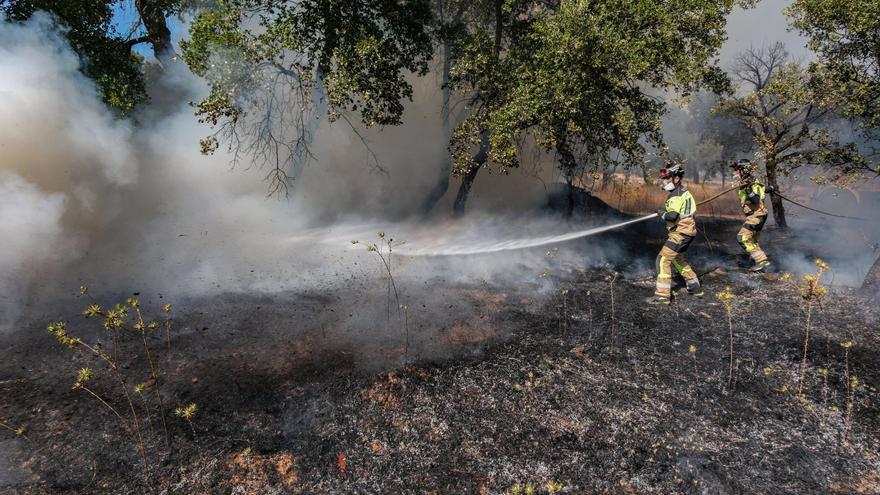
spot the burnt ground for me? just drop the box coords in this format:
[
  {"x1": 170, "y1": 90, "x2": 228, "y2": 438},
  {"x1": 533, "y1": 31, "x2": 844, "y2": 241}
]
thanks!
[{"x1": 1, "y1": 217, "x2": 879, "y2": 495}]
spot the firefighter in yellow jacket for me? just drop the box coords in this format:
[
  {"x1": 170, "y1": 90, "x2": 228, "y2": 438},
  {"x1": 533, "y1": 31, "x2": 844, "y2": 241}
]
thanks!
[
  {"x1": 647, "y1": 164, "x2": 703, "y2": 305},
  {"x1": 731, "y1": 159, "x2": 773, "y2": 272}
]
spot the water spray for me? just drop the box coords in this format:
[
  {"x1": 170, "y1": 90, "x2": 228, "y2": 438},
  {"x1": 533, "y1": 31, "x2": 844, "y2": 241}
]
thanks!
[
  {"x1": 399, "y1": 214, "x2": 658, "y2": 256},
  {"x1": 399, "y1": 186, "x2": 741, "y2": 257}
]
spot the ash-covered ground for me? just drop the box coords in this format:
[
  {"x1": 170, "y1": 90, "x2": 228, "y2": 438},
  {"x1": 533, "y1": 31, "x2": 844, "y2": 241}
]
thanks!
[{"x1": 1, "y1": 218, "x2": 879, "y2": 495}]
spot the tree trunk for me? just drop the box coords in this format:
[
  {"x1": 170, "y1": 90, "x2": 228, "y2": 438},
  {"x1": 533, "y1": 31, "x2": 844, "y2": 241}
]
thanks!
[
  {"x1": 453, "y1": 164, "x2": 480, "y2": 217},
  {"x1": 135, "y1": 0, "x2": 175, "y2": 65},
  {"x1": 554, "y1": 123, "x2": 578, "y2": 218},
  {"x1": 765, "y1": 159, "x2": 787, "y2": 228},
  {"x1": 420, "y1": 32, "x2": 454, "y2": 215},
  {"x1": 421, "y1": 174, "x2": 450, "y2": 214},
  {"x1": 565, "y1": 173, "x2": 576, "y2": 218},
  {"x1": 451, "y1": 0, "x2": 501, "y2": 217},
  {"x1": 452, "y1": 131, "x2": 489, "y2": 216},
  {"x1": 861, "y1": 253, "x2": 880, "y2": 295}
]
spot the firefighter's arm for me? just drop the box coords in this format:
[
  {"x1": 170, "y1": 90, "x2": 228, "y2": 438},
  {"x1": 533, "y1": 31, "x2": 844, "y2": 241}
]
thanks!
[
  {"x1": 745, "y1": 184, "x2": 762, "y2": 204},
  {"x1": 659, "y1": 197, "x2": 683, "y2": 221},
  {"x1": 660, "y1": 210, "x2": 680, "y2": 221}
]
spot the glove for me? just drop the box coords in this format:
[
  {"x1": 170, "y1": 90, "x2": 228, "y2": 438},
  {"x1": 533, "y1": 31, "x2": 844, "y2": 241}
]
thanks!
[
  {"x1": 656, "y1": 208, "x2": 666, "y2": 219},
  {"x1": 765, "y1": 185, "x2": 776, "y2": 194}
]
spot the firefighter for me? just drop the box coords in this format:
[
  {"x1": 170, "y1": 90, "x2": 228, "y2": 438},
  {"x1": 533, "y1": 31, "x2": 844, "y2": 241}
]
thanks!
[
  {"x1": 647, "y1": 163, "x2": 703, "y2": 305},
  {"x1": 731, "y1": 159, "x2": 773, "y2": 272}
]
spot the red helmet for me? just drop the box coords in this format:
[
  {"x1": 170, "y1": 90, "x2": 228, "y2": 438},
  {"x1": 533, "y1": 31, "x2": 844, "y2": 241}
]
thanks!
[{"x1": 659, "y1": 163, "x2": 684, "y2": 179}]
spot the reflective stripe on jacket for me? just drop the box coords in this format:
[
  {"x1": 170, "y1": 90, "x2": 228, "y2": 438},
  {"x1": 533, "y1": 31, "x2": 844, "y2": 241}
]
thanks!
[{"x1": 661, "y1": 185, "x2": 697, "y2": 236}]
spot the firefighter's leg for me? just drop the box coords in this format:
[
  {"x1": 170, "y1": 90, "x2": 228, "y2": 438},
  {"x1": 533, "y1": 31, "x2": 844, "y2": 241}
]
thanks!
[
  {"x1": 654, "y1": 231, "x2": 692, "y2": 301},
  {"x1": 751, "y1": 215, "x2": 769, "y2": 262},
  {"x1": 669, "y1": 231, "x2": 701, "y2": 296},
  {"x1": 672, "y1": 253, "x2": 703, "y2": 296},
  {"x1": 737, "y1": 215, "x2": 769, "y2": 267},
  {"x1": 654, "y1": 245, "x2": 676, "y2": 301}
]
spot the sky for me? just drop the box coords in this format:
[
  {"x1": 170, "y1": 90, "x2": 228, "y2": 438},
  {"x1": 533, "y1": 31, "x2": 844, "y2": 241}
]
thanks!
[
  {"x1": 110, "y1": 1, "x2": 184, "y2": 58},
  {"x1": 720, "y1": 0, "x2": 813, "y2": 64}
]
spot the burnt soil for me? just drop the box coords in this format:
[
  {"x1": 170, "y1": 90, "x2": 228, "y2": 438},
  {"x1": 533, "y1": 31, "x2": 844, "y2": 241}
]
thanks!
[{"x1": 1, "y1": 218, "x2": 879, "y2": 495}]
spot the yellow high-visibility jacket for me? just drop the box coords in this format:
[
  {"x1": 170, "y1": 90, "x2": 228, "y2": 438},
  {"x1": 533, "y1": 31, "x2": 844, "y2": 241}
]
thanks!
[
  {"x1": 661, "y1": 185, "x2": 697, "y2": 236},
  {"x1": 737, "y1": 180, "x2": 768, "y2": 216}
]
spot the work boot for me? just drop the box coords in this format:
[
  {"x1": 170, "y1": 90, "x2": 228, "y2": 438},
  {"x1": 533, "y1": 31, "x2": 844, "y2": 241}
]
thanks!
[
  {"x1": 684, "y1": 281, "x2": 704, "y2": 298},
  {"x1": 645, "y1": 295, "x2": 671, "y2": 305},
  {"x1": 749, "y1": 260, "x2": 772, "y2": 272}
]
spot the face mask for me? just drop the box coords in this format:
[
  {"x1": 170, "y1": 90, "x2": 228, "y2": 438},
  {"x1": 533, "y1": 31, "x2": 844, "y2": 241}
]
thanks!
[{"x1": 663, "y1": 181, "x2": 675, "y2": 192}]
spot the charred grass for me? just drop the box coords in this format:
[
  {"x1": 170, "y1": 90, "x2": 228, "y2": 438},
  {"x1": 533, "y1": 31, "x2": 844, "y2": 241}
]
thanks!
[{"x1": 1, "y1": 222, "x2": 879, "y2": 494}]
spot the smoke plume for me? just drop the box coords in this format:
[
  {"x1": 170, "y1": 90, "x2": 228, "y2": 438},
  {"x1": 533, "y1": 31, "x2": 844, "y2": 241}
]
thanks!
[{"x1": 0, "y1": 14, "x2": 598, "y2": 334}]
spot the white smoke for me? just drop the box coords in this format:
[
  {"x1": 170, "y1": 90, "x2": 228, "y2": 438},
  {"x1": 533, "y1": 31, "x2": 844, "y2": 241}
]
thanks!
[
  {"x1": 0, "y1": 173, "x2": 68, "y2": 328},
  {"x1": 0, "y1": 14, "x2": 318, "y2": 328},
  {"x1": 0, "y1": 14, "x2": 139, "y2": 330},
  {"x1": 0, "y1": 13, "x2": 579, "y2": 333}
]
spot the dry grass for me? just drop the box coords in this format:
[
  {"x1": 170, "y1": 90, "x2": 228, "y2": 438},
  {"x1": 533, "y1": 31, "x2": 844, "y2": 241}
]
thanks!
[
  {"x1": 225, "y1": 450, "x2": 300, "y2": 493},
  {"x1": 585, "y1": 175, "x2": 745, "y2": 217}
]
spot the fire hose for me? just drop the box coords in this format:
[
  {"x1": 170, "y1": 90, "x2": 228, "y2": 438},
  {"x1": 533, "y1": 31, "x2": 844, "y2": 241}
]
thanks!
[
  {"x1": 400, "y1": 186, "x2": 742, "y2": 256},
  {"x1": 772, "y1": 191, "x2": 871, "y2": 222},
  {"x1": 399, "y1": 184, "x2": 870, "y2": 257}
]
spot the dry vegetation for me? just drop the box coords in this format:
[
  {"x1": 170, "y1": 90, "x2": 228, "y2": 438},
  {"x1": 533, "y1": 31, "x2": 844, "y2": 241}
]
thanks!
[
  {"x1": 1, "y1": 221, "x2": 878, "y2": 495},
  {"x1": 586, "y1": 174, "x2": 872, "y2": 220}
]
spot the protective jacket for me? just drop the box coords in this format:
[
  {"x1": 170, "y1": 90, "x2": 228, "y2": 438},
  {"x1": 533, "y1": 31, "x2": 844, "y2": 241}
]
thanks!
[
  {"x1": 660, "y1": 185, "x2": 697, "y2": 237},
  {"x1": 737, "y1": 180, "x2": 768, "y2": 216}
]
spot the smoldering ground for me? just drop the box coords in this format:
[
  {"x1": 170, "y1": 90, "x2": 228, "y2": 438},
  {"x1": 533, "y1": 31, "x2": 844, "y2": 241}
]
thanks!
[{"x1": 2, "y1": 11, "x2": 880, "y2": 494}]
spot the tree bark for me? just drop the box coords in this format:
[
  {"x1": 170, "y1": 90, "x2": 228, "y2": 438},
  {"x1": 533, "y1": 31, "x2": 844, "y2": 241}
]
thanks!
[
  {"x1": 451, "y1": 0, "x2": 502, "y2": 217},
  {"x1": 861, "y1": 253, "x2": 880, "y2": 295},
  {"x1": 565, "y1": 173, "x2": 576, "y2": 218},
  {"x1": 765, "y1": 158, "x2": 787, "y2": 228},
  {"x1": 135, "y1": 0, "x2": 175, "y2": 65},
  {"x1": 554, "y1": 124, "x2": 578, "y2": 218},
  {"x1": 452, "y1": 131, "x2": 489, "y2": 216},
  {"x1": 453, "y1": 164, "x2": 480, "y2": 217},
  {"x1": 420, "y1": 23, "x2": 454, "y2": 215}
]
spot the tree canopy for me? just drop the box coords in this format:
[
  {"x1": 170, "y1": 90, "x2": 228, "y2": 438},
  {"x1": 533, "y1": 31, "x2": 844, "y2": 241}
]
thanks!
[
  {"x1": 2, "y1": 0, "x2": 180, "y2": 115},
  {"x1": 179, "y1": 0, "x2": 435, "y2": 195},
  {"x1": 445, "y1": 0, "x2": 747, "y2": 215},
  {"x1": 787, "y1": 0, "x2": 880, "y2": 290},
  {"x1": 787, "y1": 0, "x2": 880, "y2": 181},
  {"x1": 715, "y1": 43, "x2": 858, "y2": 226}
]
